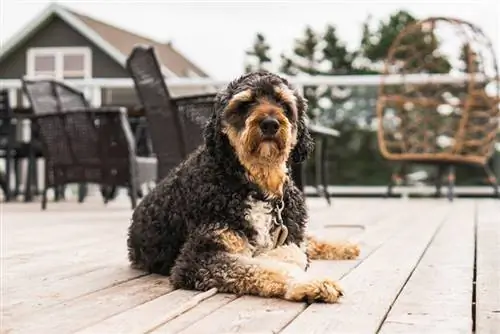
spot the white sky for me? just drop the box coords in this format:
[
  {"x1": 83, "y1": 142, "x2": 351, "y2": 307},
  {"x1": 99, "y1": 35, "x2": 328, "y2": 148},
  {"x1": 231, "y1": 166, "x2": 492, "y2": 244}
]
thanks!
[{"x1": 0, "y1": 0, "x2": 499, "y2": 79}]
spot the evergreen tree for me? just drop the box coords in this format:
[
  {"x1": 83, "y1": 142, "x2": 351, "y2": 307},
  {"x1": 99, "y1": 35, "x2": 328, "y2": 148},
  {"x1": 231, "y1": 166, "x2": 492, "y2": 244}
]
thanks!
[
  {"x1": 279, "y1": 53, "x2": 297, "y2": 75},
  {"x1": 322, "y1": 24, "x2": 354, "y2": 75},
  {"x1": 244, "y1": 33, "x2": 273, "y2": 73},
  {"x1": 279, "y1": 26, "x2": 324, "y2": 121},
  {"x1": 359, "y1": 10, "x2": 451, "y2": 74}
]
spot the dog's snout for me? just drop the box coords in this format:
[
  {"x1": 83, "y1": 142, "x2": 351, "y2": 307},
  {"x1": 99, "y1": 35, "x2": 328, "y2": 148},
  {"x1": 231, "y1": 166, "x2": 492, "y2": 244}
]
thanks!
[{"x1": 259, "y1": 117, "x2": 280, "y2": 135}]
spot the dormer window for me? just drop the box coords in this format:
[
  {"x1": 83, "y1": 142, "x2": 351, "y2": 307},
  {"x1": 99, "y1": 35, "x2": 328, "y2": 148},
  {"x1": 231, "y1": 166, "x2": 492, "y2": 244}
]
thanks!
[{"x1": 27, "y1": 47, "x2": 92, "y2": 79}]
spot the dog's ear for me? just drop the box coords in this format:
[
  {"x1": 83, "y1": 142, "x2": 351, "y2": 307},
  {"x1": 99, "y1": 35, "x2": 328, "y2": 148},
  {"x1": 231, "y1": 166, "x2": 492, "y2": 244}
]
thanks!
[
  {"x1": 291, "y1": 90, "x2": 314, "y2": 164},
  {"x1": 203, "y1": 89, "x2": 229, "y2": 149}
]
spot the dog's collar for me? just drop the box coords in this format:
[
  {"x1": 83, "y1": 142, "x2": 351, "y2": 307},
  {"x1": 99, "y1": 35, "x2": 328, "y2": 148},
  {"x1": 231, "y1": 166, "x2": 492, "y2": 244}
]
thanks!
[{"x1": 247, "y1": 190, "x2": 288, "y2": 248}]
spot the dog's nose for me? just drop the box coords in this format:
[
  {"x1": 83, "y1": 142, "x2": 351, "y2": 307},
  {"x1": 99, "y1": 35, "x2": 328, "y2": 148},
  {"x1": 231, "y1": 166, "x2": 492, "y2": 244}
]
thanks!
[{"x1": 259, "y1": 117, "x2": 280, "y2": 136}]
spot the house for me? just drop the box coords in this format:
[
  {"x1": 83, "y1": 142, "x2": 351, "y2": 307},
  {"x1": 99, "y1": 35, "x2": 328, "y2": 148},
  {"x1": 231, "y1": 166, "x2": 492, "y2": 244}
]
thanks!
[{"x1": 0, "y1": 3, "x2": 211, "y2": 107}]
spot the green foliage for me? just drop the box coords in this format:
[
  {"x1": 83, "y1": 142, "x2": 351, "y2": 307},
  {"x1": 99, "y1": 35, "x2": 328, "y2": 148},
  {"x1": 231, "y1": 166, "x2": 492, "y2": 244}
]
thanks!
[
  {"x1": 278, "y1": 26, "x2": 324, "y2": 121},
  {"x1": 359, "y1": 10, "x2": 451, "y2": 74},
  {"x1": 244, "y1": 33, "x2": 273, "y2": 73},
  {"x1": 322, "y1": 25, "x2": 354, "y2": 75},
  {"x1": 360, "y1": 10, "x2": 417, "y2": 63}
]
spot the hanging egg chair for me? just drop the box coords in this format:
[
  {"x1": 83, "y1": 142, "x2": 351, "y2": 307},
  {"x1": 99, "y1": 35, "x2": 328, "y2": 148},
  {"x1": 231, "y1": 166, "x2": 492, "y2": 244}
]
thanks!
[{"x1": 376, "y1": 17, "x2": 499, "y2": 199}]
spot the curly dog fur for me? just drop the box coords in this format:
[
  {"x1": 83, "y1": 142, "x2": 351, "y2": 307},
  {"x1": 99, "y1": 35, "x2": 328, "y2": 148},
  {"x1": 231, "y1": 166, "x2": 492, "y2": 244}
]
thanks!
[{"x1": 127, "y1": 71, "x2": 360, "y2": 303}]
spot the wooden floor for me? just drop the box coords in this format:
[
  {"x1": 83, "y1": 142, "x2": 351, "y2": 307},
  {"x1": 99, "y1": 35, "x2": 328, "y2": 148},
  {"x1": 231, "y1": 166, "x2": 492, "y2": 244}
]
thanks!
[{"x1": 1, "y1": 196, "x2": 499, "y2": 334}]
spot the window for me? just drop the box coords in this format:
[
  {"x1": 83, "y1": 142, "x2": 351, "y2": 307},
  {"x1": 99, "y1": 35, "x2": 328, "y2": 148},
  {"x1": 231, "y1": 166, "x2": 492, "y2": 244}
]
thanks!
[
  {"x1": 27, "y1": 47, "x2": 91, "y2": 79},
  {"x1": 33, "y1": 54, "x2": 56, "y2": 77}
]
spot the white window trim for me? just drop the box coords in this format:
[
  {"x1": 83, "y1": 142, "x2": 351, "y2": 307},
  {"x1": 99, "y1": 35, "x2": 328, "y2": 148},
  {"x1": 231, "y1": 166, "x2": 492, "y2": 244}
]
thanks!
[{"x1": 26, "y1": 47, "x2": 92, "y2": 80}]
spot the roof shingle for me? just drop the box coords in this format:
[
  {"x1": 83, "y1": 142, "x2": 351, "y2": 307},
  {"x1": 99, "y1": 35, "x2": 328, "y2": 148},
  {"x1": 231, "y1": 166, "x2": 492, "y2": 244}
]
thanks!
[{"x1": 69, "y1": 9, "x2": 209, "y2": 77}]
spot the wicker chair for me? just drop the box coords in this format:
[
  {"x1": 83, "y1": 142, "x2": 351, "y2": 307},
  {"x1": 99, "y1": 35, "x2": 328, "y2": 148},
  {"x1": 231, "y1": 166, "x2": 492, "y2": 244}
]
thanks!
[
  {"x1": 126, "y1": 45, "x2": 216, "y2": 181},
  {"x1": 22, "y1": 79, "x2": 157, "y2": 209},
  {"x1": 0, "y1": 90, "x2": 17, "y2": 201},
  {"x1": 376, "y1": 17, "x2": 499, "y2": 200},
  {"x1": 0, "y1": 89, "x2": 46, "y2": 201}
]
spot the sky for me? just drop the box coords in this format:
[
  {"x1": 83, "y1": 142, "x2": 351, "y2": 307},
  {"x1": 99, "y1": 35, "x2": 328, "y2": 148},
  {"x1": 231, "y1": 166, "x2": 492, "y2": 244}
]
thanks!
[{"x1": 0, "y1": 0, "x2": 499, "y2": 79}]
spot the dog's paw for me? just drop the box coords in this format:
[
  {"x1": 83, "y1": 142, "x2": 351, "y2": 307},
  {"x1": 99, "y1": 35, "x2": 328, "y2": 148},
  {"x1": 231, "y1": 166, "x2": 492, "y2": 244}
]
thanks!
[
  {"x1": 341, "y1": 243, "x2": 360, "y2": 260},
  {"x1": 285, "y1": 278, "x2": 343, "y2": 303}
]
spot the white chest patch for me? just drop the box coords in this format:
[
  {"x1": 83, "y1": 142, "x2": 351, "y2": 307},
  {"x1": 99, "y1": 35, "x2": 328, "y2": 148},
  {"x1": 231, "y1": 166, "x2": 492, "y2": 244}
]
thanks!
[{"x1": 244, "y1": 197, "x2": 275, "y2": 253}]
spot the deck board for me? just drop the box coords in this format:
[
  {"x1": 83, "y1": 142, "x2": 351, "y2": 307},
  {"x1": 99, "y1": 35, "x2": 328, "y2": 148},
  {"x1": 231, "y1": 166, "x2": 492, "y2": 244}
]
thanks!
[
  {"x1": 475, "y1": 200, "x2": 500, "y2": 334},
  {"x1": 6, "y1": 275, "x2": 173, "y2": 333},
  {"x1": 1, "y1": 197, "x2": 497, "y2": 334},
  {"x1": 379, "y1": 200, "x2": 475, "y2": 333}
]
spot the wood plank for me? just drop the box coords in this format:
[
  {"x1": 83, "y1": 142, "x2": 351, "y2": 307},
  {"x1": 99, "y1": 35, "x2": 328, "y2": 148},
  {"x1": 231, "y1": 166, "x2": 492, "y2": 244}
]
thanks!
[
  {"x1": 4, "y1": 235, "x2": 129, "y2": 296},
  {"x1": 4, "y1": 265, "x2": 145, "y2": 318},
  {"x1": 74, "y1": 288, "x2": 217, "y2": 334},
  {"x1": 4, "y1": 275, "x2": 173, "y2": 334},
  {"x1": 307, "y1": 200, "x2": 442, "y2": 279},
  {"x1": 475, "y1": 200, "x2": 500, "y2": 334},
  {"x1": 179, "y1": 294, "x2": 308, "y2": 334},
  {"x1": 176, "y1": 201, "x2": 437, "y2": 334},
  {"x1": 150, "y1": 294, "x2": 238, "y2": 334},
  {"x1": 379, "y1": 200, "x2": 475, "y2": 333},
  {"x1": 280, "y1": 201, "x2": 451, "y2": 334},
  {"x1": 4, "y1": 215, "x2": 129, "y2": 257}
]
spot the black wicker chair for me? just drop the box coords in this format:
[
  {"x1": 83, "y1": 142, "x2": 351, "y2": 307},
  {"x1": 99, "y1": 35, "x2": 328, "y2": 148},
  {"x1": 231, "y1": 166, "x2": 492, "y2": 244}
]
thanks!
[
  {"x1": 0, "y1": 89, "x2": 45, "y2": 201},
  {"x1": 22, "y1": 79, "x2": 156, "y2": 209},
  {"x1": 0, "y1": 89, "x2": 17, "y2": 201},
  {"x1": 126, "y1": 45, "x2": 216, "y2": 181}
]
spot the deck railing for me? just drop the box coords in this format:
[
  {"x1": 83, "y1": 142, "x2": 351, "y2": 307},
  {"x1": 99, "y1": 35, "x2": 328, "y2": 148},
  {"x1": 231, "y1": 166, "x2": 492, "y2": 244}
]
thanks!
[
  {"x1": 0, "y1": 73, "x2": 497, "y2": 107},
  {"x1": 0, "y1": 73, "x2": 498, "y2": 193}
]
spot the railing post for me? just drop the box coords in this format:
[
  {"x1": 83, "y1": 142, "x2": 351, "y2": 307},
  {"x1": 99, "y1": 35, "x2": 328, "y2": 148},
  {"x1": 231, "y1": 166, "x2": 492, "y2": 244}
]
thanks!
[
  {"x1": 91, "y1": 85, "x2": 102, "y2": 107},
  {"x1": 8, "y1": 88, "x2": 17, "y2": 108}
]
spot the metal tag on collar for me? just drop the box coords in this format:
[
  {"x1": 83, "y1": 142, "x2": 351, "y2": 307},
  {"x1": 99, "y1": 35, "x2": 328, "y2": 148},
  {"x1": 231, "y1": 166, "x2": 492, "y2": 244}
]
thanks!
[
  {"x1": 273, "y1": 199, "x2": 285, "y2": 226},
  {"x1": 273, "y1": 199, "x2": 288, "y2": 247},
  {"x1": 276, "y1": 224, "x2": 288, "y2": 247}
]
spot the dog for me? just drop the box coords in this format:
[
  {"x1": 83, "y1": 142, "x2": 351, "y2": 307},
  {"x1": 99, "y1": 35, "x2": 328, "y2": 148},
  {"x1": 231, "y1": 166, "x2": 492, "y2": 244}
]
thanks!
[{"x1": 127, "y1": 71, "x2": 360, "y2": 303}]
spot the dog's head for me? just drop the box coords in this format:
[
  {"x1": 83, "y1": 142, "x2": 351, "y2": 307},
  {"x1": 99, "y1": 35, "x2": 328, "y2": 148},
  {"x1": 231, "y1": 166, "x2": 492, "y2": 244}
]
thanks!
[{"x1": 205, "y1": 71, "x2": 313, "y2": 169}]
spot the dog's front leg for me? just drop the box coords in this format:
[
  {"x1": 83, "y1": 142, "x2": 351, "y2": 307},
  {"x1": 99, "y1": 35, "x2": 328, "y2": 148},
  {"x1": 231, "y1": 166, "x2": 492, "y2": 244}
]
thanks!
[
  {"x1": 306, "y1": 234, "x2": 360, "y2": 260},
  {"x1": 170, "y1": 229, "x2": 343, "y2": 303},
  {"x1": 256, "y1": 243, "x2": 309, "y2": 270}
]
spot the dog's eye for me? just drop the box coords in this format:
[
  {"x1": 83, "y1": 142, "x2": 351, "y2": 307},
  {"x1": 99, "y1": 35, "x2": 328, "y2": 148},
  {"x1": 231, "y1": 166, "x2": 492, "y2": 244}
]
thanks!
[
  {"x1": 237, "y1": 101, "x2": 253, "y2": 114},
  {"x1": 280, "y1": 103, "x2": 293, "y2": 117}
]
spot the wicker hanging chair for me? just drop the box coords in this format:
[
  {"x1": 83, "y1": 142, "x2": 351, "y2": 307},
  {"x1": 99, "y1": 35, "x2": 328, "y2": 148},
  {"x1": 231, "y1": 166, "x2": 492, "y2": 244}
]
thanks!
[{"x1": 376, "y1": 17, "x2": 499, "y2": 199}]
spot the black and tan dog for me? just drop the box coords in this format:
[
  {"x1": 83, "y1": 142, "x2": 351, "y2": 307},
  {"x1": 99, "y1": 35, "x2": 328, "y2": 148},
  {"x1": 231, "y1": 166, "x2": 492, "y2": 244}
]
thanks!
[{"x1": 127, "y1": 71, "x2": 360, "y2": 303}]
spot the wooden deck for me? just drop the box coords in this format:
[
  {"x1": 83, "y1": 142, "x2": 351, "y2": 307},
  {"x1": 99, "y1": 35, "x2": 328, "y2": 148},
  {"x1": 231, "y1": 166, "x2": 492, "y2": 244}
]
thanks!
[{"x1": 1, "y1": 196, "x2": 499, "y2": 334}]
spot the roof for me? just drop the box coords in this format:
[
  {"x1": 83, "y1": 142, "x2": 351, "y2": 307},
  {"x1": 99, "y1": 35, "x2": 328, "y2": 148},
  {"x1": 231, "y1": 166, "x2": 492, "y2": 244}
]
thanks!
[{"x1": 0, "y1": 3, "x2": 209, "y2": 78}]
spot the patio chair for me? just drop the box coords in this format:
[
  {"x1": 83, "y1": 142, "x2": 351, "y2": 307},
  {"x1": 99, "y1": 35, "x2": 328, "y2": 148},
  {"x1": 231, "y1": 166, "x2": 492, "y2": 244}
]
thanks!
[
  {"x1": 22, "y1": 79, "x2": 157, "y2": 209},
  {"x1": 126, "y1": 45, "x2": 217, "y2": 181},
  {"x1": 0, "y1": 89, "x2": 45, "y2": 201},
  {"x1": 376, "y1": 17, "x2": 499, "y2": 200},
  {"x1": 0, "y1": 89, "x2": 18, "y2": 201}
]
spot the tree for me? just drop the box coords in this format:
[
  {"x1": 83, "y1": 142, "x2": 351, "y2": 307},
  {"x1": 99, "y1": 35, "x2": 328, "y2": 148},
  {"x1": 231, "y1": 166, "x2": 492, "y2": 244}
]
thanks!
[
  {"x1": 279, "y1": 26, "x2": 325, "y2": 121},
  {"x1": 322, "y1": 25, "x2": 355, "y2": 75},
  {"x1": 244, "y1": 33, "x2": 273, "y2": 73},
  {"x1": 359, "y1": 10, "x2": 451, "y2": 74}
]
